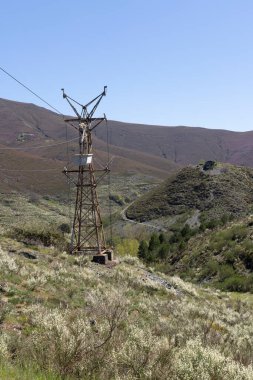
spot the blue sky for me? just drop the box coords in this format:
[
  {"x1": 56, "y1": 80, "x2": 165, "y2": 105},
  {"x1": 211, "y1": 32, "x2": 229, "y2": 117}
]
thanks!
[{"x1": 1, "y1": 0, "x2": 253, "y2": 131}]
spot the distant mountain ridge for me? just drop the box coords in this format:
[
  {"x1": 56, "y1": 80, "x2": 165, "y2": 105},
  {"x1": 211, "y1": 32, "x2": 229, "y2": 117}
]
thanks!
[
  {"x1": 95, "y1": 120, "x2": 253, "y2": 167},
  {"x1": 0, "y1": 98, "x2": 178, "y2": 194},
  {"x1": 2, "y1": 97, "x2": 253, "y2": 194},
  {"x1": 2, "y1": 97, "x2": 253, "y2": 168}
]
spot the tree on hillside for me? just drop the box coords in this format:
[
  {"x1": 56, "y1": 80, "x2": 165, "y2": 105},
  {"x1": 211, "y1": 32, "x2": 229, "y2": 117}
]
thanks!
[
  {"x1": 138, "y1": 240, "x2": 149, "y2": 261},
  {"x1": 159, "y1": 233, "x2": 166, "y2": 244},
  {"x1": 181, "y1": 224, "x2": 191, "y2": 238},
  {"x1": 158, "y1": 243, "x2": 170, "y2": 260},
  {"x1": 148, "y1": 233, "x2": 160, "y2": 251},
  {"x1": 59, "y1": 223, "x2": 71, "y2": 236}
]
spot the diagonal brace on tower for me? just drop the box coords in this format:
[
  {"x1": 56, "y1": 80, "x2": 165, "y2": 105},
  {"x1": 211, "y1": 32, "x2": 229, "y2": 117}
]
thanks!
[{"x1": 62, "y1": 87, "x2": 112, "y2": 259}]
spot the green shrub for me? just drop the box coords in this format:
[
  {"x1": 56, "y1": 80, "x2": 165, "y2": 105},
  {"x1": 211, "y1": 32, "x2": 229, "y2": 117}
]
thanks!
[
  {"x1": 221, "y1": 214, "x2": 229, "y2": 225},
  {"x1": 115, "y1": 238, "x2": 139, "y2": 256},
  {"x1": 169, "y1": 231, "x2": 182, "y2": 244},
  {"x1": 181, "y1": 224, "x2": 191, "y2": 238},
  {"x1": 58, "y1": 223, "x2": 71, "y2": 235},
  {"x1": 224, "y1": 250, "x2": 237, "y2": 265},
  {"x1": 205, "y1": 219, "x2": 219, "y2": 229},
  {"x1": 199, "y1": 259, "x2": 219, "y2": 280},
  {"x1": 239, "y1": 250, "x2": 253, "y2": 270},
  {"x1": 221, "y1": 275, "x2": 253, "y2": 292},
  {"x1": 231, "y1": 226, "x2": 248, "y2": 241},
  {"x1": 9, "y1": 225, "x2": 66, "y2": 249},
  {"x1": 109, "y1": 194, "x2": 124, "y2": 206},
  {"x1": 218, "y1": 264, "x2": 235, "y2": 281}
]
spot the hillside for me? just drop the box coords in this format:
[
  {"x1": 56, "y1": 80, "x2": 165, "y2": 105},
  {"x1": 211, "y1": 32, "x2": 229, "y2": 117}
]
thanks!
[
  {"x1": 126, "y1": 162, "x2": 253, "y2": 227},
  {"x1": 95, "y1": 120, "x2": 253, "y2": 166},
  {"x1": 168, "y1": 216, "x2": 253, "y2": 291},
  {"x1": 126, "y1": 162, "x2": 253, "y2": 294},
  {"x1": 3, "y1": 97, "x2": 253, "y2": 195},
  {"x1": 0, "y1": 98, "x2": 178, "y2": 195},
  {"x1": 2, "y1": 99, "x2": 253, "y2": 379},
  {"x1": 138, "y1": 215, "x2": 253, "y2": 293},
  {"x1": 1, "y1": 224, "x2": 253, "y2": 379}
]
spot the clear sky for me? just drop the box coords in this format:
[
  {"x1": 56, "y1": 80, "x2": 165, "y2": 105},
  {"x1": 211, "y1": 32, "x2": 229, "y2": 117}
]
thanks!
[{"x1": 1, "y1": 0, "x2": 253, "y2": 131}]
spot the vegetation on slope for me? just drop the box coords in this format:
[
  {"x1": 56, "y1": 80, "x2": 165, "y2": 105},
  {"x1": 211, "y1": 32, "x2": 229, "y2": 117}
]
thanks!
[
  {"x1": 2, "y1": 160, "x2": 253, "y2": 378},
  {"x1": 126, "y1": 162, "x2": 253, "y2": 227},
  {"x1": 137, "y1": 215, "x2": 253, "y2": 293},
  {"x1": 1, "y1": 224, "x2": 253, "y2": 379}
]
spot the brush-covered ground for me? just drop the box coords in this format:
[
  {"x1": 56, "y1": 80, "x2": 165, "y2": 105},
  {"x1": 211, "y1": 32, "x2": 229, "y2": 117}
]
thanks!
[
  {"x1": 1, "y1": 170, "x2": 253, "y2": 379},
  {"x1": 166, "y1": 216, "x2": 253, "y2": 290},
  {"x1": 1, "y1": 224, "x2": 253, "y2": 380},
  {"x1": 138, "y1": 215, "x2": 253, "y2": 292},
  {"x1": 0, "y1": 172, "x2": 158, "y2": 233}
]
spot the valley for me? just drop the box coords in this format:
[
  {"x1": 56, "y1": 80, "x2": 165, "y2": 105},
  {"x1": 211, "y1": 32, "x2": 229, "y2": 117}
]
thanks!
[{"x1": 1, "y1": 98, "x2": 253, "y2": 379}]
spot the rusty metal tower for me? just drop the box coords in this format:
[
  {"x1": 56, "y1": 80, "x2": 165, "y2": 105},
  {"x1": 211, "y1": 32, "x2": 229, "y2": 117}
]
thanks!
[{"x1": 62, "y1": 87, "x2": 112, "y2": 263}]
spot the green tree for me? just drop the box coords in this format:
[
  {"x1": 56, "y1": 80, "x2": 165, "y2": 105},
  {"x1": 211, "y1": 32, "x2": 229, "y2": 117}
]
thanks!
[
  {"x1": 158, "y1": 243, "x2": 169, "y2": 260},
  {"x1": 148, "y1": 233, "x2": 160, "y2": 251},
  {"x1": 181, "y1": 224, "x2": 191, "y2": 238},
  {"x1": 138, "y1": 240, "x2": 149, "y2": 261},
  {"x1": 159, "y1": 233, "x2": 166, "y2": 244},
  {"x1": 116, "y1": 238, "x2": 139, "y2": 256},
  {"x1": 58, "y1": 223, "x2": 71, "y2": 235}
]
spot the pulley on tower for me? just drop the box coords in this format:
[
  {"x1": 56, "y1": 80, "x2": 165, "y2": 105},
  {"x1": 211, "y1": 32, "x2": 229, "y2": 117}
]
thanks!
[{"x1": 62, "y1": 86, "x2": 113, "y2": 265}]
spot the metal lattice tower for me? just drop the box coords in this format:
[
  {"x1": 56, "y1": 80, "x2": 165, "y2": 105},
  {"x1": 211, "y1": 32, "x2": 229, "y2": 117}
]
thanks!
[{"x1": 62, "y1": 87, "x2": 110, "y2": 258}]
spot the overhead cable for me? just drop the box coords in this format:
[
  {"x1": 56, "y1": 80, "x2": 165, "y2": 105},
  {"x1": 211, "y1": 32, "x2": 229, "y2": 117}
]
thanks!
[
  {"x1": 0, "y1": 66, "x2": 63, "y2": 115},
  {"x1": 0, "y1": 66, "x2": 78, "y2": 131},
  {"x1": 0, "y1": 168, "x2": 60, "y2": 172}
]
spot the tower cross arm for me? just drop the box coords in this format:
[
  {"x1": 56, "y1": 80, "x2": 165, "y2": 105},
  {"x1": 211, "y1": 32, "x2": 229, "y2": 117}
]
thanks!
[{"x1": 64, "y1": 117, "x2": 105, "y2": 123}]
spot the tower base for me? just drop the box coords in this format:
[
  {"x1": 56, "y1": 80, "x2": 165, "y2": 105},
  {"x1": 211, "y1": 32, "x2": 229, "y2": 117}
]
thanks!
[
  {"x1": 105, "y1": 249, "x2": 114, "y2": 261},
  {"x1": 92, "y1": 254, "x2": 108, "y2": 265}
]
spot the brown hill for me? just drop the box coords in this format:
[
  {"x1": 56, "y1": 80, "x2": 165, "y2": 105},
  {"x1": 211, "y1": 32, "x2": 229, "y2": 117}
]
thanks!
[
  {"x1": 95, "y1": 120, "x2": 253, "y2": 167},
  {"x1": 0, "y1": 98, "x2": 178, "y2": 194},
  {"x1": 3, "y1": 97, "x2": 253, "y2": 195},
  {"x1": 0, "y1": 97, "x2": 72, "y2": 143},
  {"x1": 3, "y1": 98, "x2": 253, "y2": 169}
]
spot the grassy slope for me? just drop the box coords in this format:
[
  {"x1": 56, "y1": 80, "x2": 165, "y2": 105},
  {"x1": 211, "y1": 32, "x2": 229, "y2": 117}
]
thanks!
[
  {"x1": 0, "y1": 173, "x2": 157, "y2": 231},
  {"x1": 0, "y1": 192, "x2": 253, "y2": 378},
  {"x1": 1, "y1": 231, "x2": 253, "y2": 379}
]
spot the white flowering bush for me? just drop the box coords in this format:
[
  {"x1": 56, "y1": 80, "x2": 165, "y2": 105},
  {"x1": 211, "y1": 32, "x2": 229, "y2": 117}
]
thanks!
[
  {"x1": 0, "y1": 333, "x2": 9, "y2": 359},
  {"x1": 0, "y1": 247, "x2": 18, "y2": 273},
  {"x1": 1, "y1": 239, "x2": 253, "y2": 379},
  {"x1": 167, "y1": 275, "x2": 198, "y2": 297},
  {"x1": 18, "y1": 289, "x2": 128, "y2": 378},
  {"x1": 172, "y1": 338, "x2": 253, "y2": 380}
]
